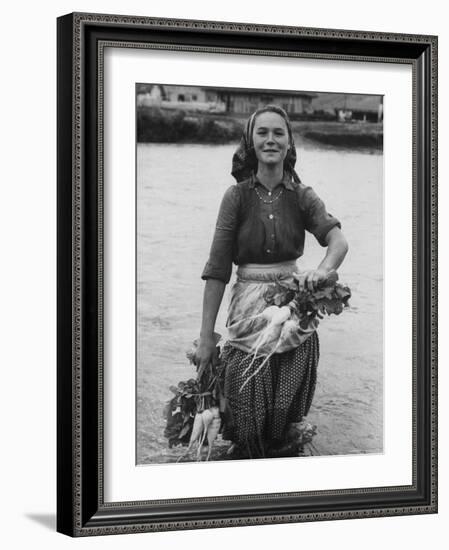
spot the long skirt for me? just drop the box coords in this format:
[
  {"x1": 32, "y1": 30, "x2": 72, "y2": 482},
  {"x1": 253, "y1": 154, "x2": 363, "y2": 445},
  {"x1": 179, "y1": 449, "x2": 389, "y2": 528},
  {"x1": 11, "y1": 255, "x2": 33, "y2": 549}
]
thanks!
[{"x1": 221, "y1": 261, "x2": 319, "y2": 458}]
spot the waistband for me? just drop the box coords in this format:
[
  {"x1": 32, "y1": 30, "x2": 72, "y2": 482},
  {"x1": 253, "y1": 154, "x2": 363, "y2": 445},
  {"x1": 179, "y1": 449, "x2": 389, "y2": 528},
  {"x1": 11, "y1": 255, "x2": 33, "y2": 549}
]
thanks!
[{"x1": 236, "y1": 260, "x2": 298, "y2": 282}]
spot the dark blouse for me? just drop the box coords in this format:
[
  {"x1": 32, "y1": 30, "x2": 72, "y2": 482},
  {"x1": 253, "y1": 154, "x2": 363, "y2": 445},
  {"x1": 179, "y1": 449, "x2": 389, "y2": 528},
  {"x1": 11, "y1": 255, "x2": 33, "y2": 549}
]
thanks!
[{"x1": 201, "y1": 172, "x2": 341, "y2": 284}]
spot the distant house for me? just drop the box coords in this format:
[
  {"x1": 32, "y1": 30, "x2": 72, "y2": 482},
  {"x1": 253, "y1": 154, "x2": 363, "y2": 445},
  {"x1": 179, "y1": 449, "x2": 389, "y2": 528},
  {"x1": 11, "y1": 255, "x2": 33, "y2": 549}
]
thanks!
[
  {"x1": 136, "y1": 84, "x2": 166, "y2": 106},
  {"x1": 311, "y1": 93, "x2": 383, "y2": 122},
  {"x1": 336, "y1": 96, "x2": 383, "y2": 122},
  {"x1": 136, "y1": 84, "x2": 316, "y2": 115},
  {"x1": 204, "y1": 87, "x2": 316, "y2": 115},
  {"x1": 137, "y1": 84, "x2": 224, "y2": 112},
  {"x1": 162, "y1": 85, "x2": 207, "y2": 103}
]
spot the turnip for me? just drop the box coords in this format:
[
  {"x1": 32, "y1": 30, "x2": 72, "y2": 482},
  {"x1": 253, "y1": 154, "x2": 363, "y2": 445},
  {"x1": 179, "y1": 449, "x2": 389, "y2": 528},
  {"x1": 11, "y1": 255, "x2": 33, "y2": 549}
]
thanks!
[
  {"x1": 242, "y1": 305, "x2": 292, "y2": 376},
  {"x1": 176, "y1": 412, "x2": 204, "y2": 462},
  {"x1": 270, "y1": 305, "x2": 291, "y2": 325},
  {"x1": 205, "y1": 415, "x2": 222, "y2": 461},
  {"x1": 176, "y1": 406, "x2": 221, "y2": 462},
  {"x1": 244, "y1": 305, "x2": 280, "y2": 323},
  {"x1": 197, "y1": 406, "x2": 219, "y2": 460},
  {"x1": 258, "y1": 305, "x2": 281, "y2": 322},
  {"x1": 239, "y1": 319, "x2": 299, "y2": 393}
]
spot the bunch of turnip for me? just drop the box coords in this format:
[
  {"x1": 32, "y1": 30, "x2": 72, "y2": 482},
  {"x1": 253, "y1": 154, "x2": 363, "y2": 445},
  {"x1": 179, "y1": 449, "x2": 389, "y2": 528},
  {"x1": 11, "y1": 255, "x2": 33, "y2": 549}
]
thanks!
[
  {"x1": 239, "y1": 303, "x2": 303, "y2": 391},
  {"x1": 176, "y1": 406, "x2": 221, "y2": 462},
  {"x1": 239, "y1": 271, "x2": 351, "y2": 392}
]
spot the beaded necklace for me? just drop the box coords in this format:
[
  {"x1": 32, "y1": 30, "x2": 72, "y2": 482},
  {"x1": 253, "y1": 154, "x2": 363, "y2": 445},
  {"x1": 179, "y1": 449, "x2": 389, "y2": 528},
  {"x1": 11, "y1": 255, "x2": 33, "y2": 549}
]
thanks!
[{"x1": 254, "y1": 185, "x2": 285, "y2": 204}]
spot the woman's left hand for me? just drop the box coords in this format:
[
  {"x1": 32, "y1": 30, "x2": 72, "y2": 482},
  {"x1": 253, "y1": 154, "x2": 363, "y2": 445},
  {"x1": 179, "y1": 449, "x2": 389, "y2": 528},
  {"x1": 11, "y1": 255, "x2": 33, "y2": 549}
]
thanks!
[{"x1": 294, "y1": 268, "x2": 329, "y2": 292}]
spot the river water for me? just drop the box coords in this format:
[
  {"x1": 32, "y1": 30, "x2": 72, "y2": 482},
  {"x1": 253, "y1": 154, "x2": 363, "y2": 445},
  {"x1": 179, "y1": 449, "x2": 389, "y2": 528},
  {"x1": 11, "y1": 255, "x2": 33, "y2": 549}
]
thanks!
[{"x1": 136, "y1": 137, "x2": 383, "y2": 464}]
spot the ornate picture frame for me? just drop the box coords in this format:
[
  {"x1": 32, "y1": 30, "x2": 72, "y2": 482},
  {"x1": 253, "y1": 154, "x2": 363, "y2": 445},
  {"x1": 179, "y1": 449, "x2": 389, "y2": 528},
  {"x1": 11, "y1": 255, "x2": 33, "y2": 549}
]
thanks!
[{"x1": 57, "y1": 12, "x2": 437, "y2": 536}]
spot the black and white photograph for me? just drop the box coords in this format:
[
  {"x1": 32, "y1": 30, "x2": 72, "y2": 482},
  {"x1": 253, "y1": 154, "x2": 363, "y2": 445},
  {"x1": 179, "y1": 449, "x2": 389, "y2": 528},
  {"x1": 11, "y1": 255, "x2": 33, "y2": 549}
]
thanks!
[
  {"x1": 136, "y1": 83, "x2": 384, "y2": 464},
  {"x1": 52, "y1": 6, "x2": 437, "y2": 541},
  {"x1": 1, "y1": 0, "x2": 444, "y2": 543}
]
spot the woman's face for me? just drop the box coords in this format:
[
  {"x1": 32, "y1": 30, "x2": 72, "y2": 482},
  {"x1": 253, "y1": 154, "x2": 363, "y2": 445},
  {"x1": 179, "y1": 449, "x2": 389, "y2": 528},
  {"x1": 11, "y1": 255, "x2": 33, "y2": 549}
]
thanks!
[{"x1": 252, "y1": 111, "x2": 290, "y2": 168}]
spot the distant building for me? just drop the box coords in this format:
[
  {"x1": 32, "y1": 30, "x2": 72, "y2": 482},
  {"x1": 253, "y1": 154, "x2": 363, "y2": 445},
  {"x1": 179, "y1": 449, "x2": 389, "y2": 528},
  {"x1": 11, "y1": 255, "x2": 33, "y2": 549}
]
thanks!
[
  {"x1": 334, "y1": 97, "x2": 382, "y2": 122},
  {"x1": 136, "y1": 84, "x2": 165, "y2": 105},
  {"x1": 136, "y1": 84, "x2": 316, "y2": 115},
  {"x1": 311, "y1": 93, "x2": 383, "y2": 122},
  {"x1": 163, "y1": 85, "x2": 207, "y2": 103},
  {"x1": 205, "y1": 87, "x2": 316, "y2": 115},
  {"x1": 137, "y1": 84, "x2": 223, "y2": 112}
]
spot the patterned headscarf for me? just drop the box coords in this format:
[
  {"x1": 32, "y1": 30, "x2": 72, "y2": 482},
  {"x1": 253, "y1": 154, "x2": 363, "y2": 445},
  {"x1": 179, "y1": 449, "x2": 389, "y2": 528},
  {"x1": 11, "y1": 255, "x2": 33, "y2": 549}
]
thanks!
[{"x1": 231, "y1": 104, "x2": 301, "y2": 184}]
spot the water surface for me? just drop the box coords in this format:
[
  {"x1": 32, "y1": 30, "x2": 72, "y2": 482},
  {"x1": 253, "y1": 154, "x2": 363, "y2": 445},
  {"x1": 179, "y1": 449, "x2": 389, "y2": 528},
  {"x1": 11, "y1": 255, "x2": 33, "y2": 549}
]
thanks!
[{"x1": 136, "y1": 138, "x2": 383, "y2": 463}]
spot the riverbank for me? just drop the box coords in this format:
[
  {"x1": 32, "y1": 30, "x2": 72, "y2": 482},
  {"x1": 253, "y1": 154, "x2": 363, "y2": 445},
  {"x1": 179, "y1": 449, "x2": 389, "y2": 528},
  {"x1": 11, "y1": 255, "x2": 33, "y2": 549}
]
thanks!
[
  {"x1": 137, "y1": 107, "x2": 383, "y2": 150},
  {"x1": 294, "y1": 121, "x2": 383, "y2": 150},
  {"x1": 137, "y1": 107, "x2": 242, "y2": 144}
]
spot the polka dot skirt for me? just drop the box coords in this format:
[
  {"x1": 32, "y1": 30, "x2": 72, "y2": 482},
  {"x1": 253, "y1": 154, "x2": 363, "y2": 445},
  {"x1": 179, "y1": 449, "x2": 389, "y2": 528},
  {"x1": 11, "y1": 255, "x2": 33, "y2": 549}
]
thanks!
[{"x1": 221, "y1": 332, "x2": 319, "y2": 458}]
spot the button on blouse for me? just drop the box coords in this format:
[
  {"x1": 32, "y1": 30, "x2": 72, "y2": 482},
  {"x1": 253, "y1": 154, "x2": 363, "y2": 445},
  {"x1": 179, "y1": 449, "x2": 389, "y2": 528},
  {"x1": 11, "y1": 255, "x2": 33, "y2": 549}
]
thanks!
[{"x1": 202, "y1": 172, "x2": 341, "y2": 284}]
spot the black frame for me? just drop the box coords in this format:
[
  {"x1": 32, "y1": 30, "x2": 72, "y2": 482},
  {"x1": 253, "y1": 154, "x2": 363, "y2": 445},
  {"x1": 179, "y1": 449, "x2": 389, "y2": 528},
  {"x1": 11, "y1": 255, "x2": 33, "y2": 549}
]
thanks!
[{"x1": 57, "y1": 12, "x2": 438, "y2": 536}]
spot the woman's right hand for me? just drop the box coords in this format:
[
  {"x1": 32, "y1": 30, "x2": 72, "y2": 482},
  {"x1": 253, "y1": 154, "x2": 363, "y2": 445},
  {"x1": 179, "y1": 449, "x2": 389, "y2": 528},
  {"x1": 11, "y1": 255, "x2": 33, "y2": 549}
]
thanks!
[{"x1": 194, "y1": 335, "x2": 219, "y2": 376}]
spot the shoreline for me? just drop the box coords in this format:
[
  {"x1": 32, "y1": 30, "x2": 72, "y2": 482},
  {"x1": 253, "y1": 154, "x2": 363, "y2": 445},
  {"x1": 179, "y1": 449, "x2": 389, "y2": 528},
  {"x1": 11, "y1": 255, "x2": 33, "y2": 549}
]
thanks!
[
  {"x1": 294, "y1": 121, "x2": 383, "y2": 149},
  {"x1": 137, "y1": 107, "x2": 383, "y2": 150}
]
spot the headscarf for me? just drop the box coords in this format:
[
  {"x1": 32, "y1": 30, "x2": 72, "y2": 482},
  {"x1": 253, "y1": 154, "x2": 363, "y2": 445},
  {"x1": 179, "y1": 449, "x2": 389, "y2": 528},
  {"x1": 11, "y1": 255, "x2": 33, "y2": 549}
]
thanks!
[{"x1": 231, "y1": 104, "x2": 301, "y2": 184}]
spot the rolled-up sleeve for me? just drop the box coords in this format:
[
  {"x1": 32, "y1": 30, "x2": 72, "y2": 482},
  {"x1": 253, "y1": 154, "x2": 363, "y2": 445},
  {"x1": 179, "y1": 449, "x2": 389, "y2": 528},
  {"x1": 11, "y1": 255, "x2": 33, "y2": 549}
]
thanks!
[
  {"x1": 201, "y1": 185, "x2": 240, "y2": 284},
  {"x1": 300, "y1": 186, "x2": 341, "y2": 246}
]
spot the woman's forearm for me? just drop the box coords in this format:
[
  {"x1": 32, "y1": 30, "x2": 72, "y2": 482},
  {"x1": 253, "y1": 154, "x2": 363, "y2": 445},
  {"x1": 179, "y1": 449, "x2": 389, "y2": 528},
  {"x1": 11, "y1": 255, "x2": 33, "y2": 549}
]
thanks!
[
  {"x1": 318, "y1": 227, "x2": 349, "y2": 273},
  {"x1": 200, "y1": 278, "x2": 226, "y2": 338}
]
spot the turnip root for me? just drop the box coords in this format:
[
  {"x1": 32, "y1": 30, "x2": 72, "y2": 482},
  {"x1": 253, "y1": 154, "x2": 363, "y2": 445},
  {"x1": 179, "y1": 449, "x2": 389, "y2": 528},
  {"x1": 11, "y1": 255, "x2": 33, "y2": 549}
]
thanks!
[
  {"x1": 176, "y1": 407, "x2": 221, "y2": 462},
  {"x1": 270, "y1": 305, "x2": 291, "y2": 326},
  {"x1": 197, "y1": 407, "x2": 219, "y2": 460},
  {"x1": 242, "y1": 305, "x2": 291, "y2": 376},
  {"x1": 244, "y1": 305, "x2": 280, "y2": 323},
  {"x1": 239, "y1": 319, "x2": 299, "y2": 393},
  {"x1": 256, "y1": 304, "x2": 281, "y2": 322},
  {"x1": 176, "y1": 412, "x2": 204, "y2": 462},
  {"x1": 189, "y1": 412, "x2": 204, "y2": 445},
  {"x1": 205, "y1": 415, "x2": 221, "y2": 461}
]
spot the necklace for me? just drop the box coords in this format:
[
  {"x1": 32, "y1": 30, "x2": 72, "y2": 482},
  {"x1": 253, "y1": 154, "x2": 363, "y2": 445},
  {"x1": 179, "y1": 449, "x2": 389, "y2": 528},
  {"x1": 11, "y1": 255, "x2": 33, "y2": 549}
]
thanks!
[{"x1": 254, "y1": 186, "x2": 285, "y2": 204}]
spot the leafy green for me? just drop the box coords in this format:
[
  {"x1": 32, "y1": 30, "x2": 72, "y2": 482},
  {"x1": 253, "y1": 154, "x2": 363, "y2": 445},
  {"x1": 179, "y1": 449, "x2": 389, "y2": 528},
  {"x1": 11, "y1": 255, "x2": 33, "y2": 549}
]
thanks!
[
  {"x1": 163, "y1": 353, "x2": 226, "y2": 448},
  {"x1": 263, "y1": 272, "x2": 351, "y2": 332}
]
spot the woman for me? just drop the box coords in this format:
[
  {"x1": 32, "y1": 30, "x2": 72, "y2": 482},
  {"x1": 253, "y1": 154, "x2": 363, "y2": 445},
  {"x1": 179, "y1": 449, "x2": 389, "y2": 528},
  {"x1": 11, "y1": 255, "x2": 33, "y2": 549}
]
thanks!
[{"x1": 194, "y1": 105, "x2": 348, "y2": 459}]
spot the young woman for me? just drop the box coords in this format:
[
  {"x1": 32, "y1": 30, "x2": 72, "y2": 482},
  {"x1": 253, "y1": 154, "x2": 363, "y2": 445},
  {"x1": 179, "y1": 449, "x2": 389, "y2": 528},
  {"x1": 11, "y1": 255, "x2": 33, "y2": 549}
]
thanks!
[{"x1": 194, "y1": 105, "x2": 348, "y2": 458}]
